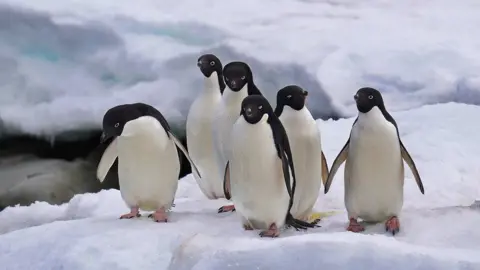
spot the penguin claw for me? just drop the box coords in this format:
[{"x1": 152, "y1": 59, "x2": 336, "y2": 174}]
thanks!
[
  {"x1": 385, "y1": 216, "x2": 400, "y2": 235},
  {"x1": 218, "y1": 205, "x2": 236, "y2": 213},
  {"x1": 286, "y1": 214, "x2": 318, "y2": 231},
  {"x1": 347, "y1": 218, "x2": 365, "y2": 232},
  {"x1": 119, "y1": 212, "x2": 141, "y2": 219}
]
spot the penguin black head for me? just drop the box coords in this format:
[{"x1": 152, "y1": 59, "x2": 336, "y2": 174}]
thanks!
[
  {"x1": 274, "y1": 85, "x2": 308, "y2": 116},
  {"x1": 197, "y1": 54, "x2": 222, "y2": 78},
  {"x1": 223, "y1": 61, "x2": 253, "y2": 92},
  {"x1": 101, "y1": 104, "x2": 142, "y2": 143},
  {"x1": 240, "y1": 95, "x2": 273, "y2": 125},
  {"x1": 354, "y1": 87, "x2": 385, "y2": 113}
]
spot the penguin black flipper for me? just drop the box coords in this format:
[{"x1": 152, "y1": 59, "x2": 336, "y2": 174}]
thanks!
[
  {"x1": 321, "y1": 151, "x2": 329, "y2": 186},
  {"x1": 131, "y1": 102, "x2": 202, "y2": 178},
  {"x1": 400, "y1": 140, "x2": 425, "y2": 194},
  {"x1": 223, "y1": 161, "x2": 231, "y2": 200},
  {"x1": 324, "y1": 138, "x2": 350, "y2": 194},
  {"x1": 368, "y1": 92, "x2": 425, "y2": 195},
  {"x1": 269, "y1": 116, "x2": 316, "y2": 230}
]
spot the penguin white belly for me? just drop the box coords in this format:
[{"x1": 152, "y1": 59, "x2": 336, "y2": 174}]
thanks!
[
  {"x1": 212, "y1": 89, "x2": 248, "y2": 174},
  {"x1": 117, "y1": 133, "x2": 179, "y2": 211},
  {"x1": 186, "y1": 92, "x2": 223, "y2": 199},
  {"x1": 280, "y1": 108, "x2": 323, "y2": 220},
  {"x1": 345, "y1": 114, "x2": 404, "y2": 222},
  {"x1": 230, "y1": 118, "x2": 290, "y2": 229}
]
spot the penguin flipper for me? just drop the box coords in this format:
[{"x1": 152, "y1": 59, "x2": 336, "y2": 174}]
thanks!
[
  {"x1": 280, "y1": 151, "x2": 293, "y2": 198},
  {"x1": 168, "y1": 131, "x2": 202, "y2": 178},
  {"x1": 96, "y1": 138, "x2": 118, "y2": 182},
  {"x1": 321, "y1": 151, "x2": 329, "y2": 186},
  {"x1": 223, "y1": 161, "x2": 231, "y2": 200},
  {"x1": 400, "y1": 139, "x2": 425, "y2": 194},
  {"x1": 324, "y1": 139, "x2": 349, "y2": 194}
]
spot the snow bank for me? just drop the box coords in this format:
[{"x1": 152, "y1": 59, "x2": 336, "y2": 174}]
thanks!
[
  {"x1": 0, "y1": 103, "x2": 479, "y2": 269},
  {"x1": 1, "y1": 0, "x2": 480, "y2": 138}
]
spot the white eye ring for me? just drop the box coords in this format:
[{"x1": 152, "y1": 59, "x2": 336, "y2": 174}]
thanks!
[
  {"x1": 114, "y1": 123, "x2": 119, "y2": 128},
  {"x1": 368, "y1": 95, "x2": 373, "y2": 100},
  {"x1": 210, "y1": 61, "x2": 215, "y2": 66},
  {"x1": 258, "y1": 105, "x2": 263, "y2": 110},
  {"x1": 241, "y1": 76, "x2": 246, "y2": 80},
  {"x1": 287, "y1": 95, "x2": 292, "y2": 98},
  {"x1": 225, "y1": 77, "x2": 229, "y2": 81}
]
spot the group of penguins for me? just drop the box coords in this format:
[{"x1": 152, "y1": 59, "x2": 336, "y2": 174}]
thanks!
[{"x1": 96, "y1": 53, "x2": 425, "y2": 238}]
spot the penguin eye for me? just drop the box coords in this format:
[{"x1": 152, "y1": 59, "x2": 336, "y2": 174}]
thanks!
[
  {"x1": 258, "y1": 105, "x2": 263, "y2": 110},
  {"x1": 210, "y1": 61, "x2": 215, "y2": 66},
  {"x1": 114, "y1": 123, "x2": 119, "y2": 128},
  {"x1": 287, "y1": 95, "x2": 292, "y2": 99},
  {"x1": 368, "y1": 95, "x2": 374, "y2": 100},
  {"x1": 241, "y1": 76, "x2": 246, "y2": 80},
  {"x1": 225, "y1": 77, "x2": 229, "y2": 81}
]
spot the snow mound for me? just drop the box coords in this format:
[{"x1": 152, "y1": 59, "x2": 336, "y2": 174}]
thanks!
[
  {"x1": 2, "y1": 1, "x2": 480, "y2": 138},
  {"x1": 0, "y1": 103, "x2": 479, "y2": 269}
]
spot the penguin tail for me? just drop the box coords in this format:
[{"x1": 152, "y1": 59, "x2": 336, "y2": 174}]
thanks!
[{"x1": 285, "y1": 213, "x2": 319, "y2": 231}]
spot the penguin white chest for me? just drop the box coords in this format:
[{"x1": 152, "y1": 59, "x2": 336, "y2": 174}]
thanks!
[
  {"x1": 279, "y1": 107, "x2": 323, "y2": 219},
  {"x1": 117, "y1": 131, "x2": 179, "y2": 211},
  {"x1": 229, "y1": 118, "x2": 290, "y2": 229},
  {"x1": 186, "y1": 88, "x2": 223, "y2": 199},
  {"x1": 213, "y1": 88, "x2": 248, "y2": 164},
  {"x1": 345, "y1": 107, "x2": 404, "y2": 222}
]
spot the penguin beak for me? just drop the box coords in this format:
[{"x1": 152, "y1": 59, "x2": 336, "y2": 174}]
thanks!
[
  {"x1": 100, "y1": 132, "x2": 111, "y2": 144},
  {"x1": 354, "y1": 93, "x2": 359, "y2": 101},
  {"x1": 196, "y1": 60, "x2": 202, "y2": 68},
  {"x1": 303, "y1": 91, "x2": 309, "y2": 97},
  {"x1": 245, "y1": 107, "x2": 253, "y2": 117}
]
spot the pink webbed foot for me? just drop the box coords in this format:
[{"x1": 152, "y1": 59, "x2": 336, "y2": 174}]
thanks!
[
  {"x1": 385, "y1": 216, "x2": 400, "y2": 235},
  {"x1": 218, "y1": 204, "x2": 236, "y2": 213},
  {"x1": 347, "y1": 218, "x2": 365, "y2": 233},
  {"x1": 148, "y1": 208, "x2": 168, "y2": 223},
  {"x1": 119, "y1": 207, "x2": 141, "y2": 219},
  {"x1": 259, "y1": 224, "x2": 280, "y2": 238}
]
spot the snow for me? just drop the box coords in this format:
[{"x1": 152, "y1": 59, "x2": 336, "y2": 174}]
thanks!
[
  {"x1": 1, "y1": 0, "x2": 480, "y2": 138},
  {"x1": 0, "y1": 102, "x2": 479, "y2": 269}
]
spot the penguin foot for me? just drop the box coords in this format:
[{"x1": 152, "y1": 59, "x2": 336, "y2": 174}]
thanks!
[
  {"x1": 243, "y1": 223, "x2": 254, "y2": 230},
  {"x1": 218, "y1": 204, "x2": 236, "y2": 213},
  {"x1": 385, "y1": 216, "x2": 400, "y2": 235},
  {"x1": 259, "y1": 224, "x2": 280, "y2": 238},
  {"x1": 347, "y1": 218, "x2": 365, "y2": 232},
  {"x1": 148, "y1": 208, "x2": 168, "y2": 223},
  {"x1": 119, "y1": 208, "x2": 141, "y2": 219}
]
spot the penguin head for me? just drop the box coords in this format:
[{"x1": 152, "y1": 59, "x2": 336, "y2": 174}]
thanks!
[
  {"x1": 223, "y1": 61, "x2": 252, "y2": 92},
  {"x1": 354, "y1": 87, "x2": 384, "y2": 113},
  {"x1": 274, "y1": 85, "x2": 308, "y2": 116},
  {"x1": 101, "y1": 104, "x2": 142, "y2": 143},
  {"x1": 240, "y1": 95, "x2": 273, "y2": 124},
  {"x1": 197, "y1": 54, "x2": 222, "y2": 78}
]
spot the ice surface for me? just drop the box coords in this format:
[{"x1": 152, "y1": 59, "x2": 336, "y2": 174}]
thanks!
[
  {"x1": 0, "y1": 103, "x2": 479, "y2": 269},
  {"x1": 1, "y1": 1, "x2": 480, "y2": 138}
]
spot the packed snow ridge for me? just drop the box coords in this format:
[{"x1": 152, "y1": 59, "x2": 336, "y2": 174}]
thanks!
[
  {"x1": 1, "y1": 0, "x2": 480, "y2": 138},
  {"x1": 0, "y1": 103, "x2": 479, "y2": 270}
]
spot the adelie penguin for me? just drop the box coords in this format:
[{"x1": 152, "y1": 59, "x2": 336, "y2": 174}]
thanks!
[
  {"x1": 213, "y1": 61, "x2": 263, "y2": 213},
  {"x1": 96, "y1": 103, "x2": 201, "y2": 222},
  {"x1": 274, "y1": 85, "x2": 329, "y2": 224},
  {"x1": 324, "y1": 87, "x2": 424, "y2": 235},
  {"x1": 186, "y1": 54, "x2": 226, "y2": 200},
  {"x1": 223, "y1": 95, "x2": 317, "y2": 237}
]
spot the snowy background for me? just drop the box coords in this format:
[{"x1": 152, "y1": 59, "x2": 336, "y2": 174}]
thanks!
[
  {"x1": 1, "y1": 0, "x2": 480, "y2": 137},
  {"x1": 0, "y1": 0, "x2": 480, "y2": 269}
]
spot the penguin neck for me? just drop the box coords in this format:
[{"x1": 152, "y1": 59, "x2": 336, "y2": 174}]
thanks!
[
  {"x1": 280, "y1": 106, "x2": 311, "y2": 124},
  {"x1": 223, "y1": 84, "x2": 249, "y2": 105},
  {"x1": 203, "y1": 72, "x2": 222, "y2": 95}
]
